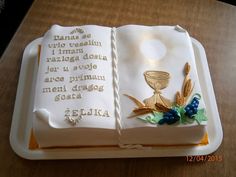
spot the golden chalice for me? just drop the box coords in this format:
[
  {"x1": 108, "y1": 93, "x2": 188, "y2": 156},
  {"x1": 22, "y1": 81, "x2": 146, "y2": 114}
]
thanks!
[{"x1": 143, "y1": 71, "x2": 172, "y2": 108}]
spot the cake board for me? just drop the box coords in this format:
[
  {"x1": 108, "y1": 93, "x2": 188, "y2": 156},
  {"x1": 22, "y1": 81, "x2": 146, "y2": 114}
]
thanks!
[{"x1": 9, "y1": 37, "x2": 223, "y2": 159}]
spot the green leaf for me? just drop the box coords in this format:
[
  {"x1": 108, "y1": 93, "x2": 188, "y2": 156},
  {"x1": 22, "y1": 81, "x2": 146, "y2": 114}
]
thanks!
[
  {"x1": 173, "y1": 106, "x2": 183, "y2": 117},
  {"x1": 147, "y1": 115, "x2": 159, "y2": 124},
  {"x1": 138, "y1": 117, "x2": 149, "y2": 123},
  {"x1": 138, "y1": 112, "x2": 163, "y2": 125},
  {"x1": 193, "y1": 108, "x2": 208, "y2": 125},
  {"x1": 173, "y1": 106, "x2": 186, "y2": 124},
  {"x1": 181, "y1": 114, "x2": 191, "y2": 124},
  {"x1": 153, "y1": 112, "x2": 163, "y2": 120}
]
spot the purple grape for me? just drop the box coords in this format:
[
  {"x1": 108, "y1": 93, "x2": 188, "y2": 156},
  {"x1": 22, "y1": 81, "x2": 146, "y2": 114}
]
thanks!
[
  {"x1": 158, "y1": 109, "x2": 180, "y2": 125},
  {"x1": 184, "y1": 96, "x2": 200, "y2": 118},
  {"x1": 158, "y1": 118, "x2": 166, "y2": 125}
]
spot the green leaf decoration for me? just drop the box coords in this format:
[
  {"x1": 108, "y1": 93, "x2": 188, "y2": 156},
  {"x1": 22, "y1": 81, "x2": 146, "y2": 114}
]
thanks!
[
  {"x1": 147, "y1": 117, "x2": 158, "y2": 124},
  {"x1": 173, "y1": 106, "x2": 186, "y2": 124},
  {"x1": 193, "y1": 108, "x2": 208, "y2": 125},
  {"x1": 138, "y1": 112, "x2": 163, "y2": 125},
  {"x1": 174, "y1": 106, "x2": 183, "y2": 116},
  {"x1": 181, "y1": 114, "x2": 191, "y2": 124},
  {"x1": 153, "y1": 111, "x2": 163, "y2": 120},
  {"x1": 136, "y1": 94, "x2": 207, "y2": 126},
  {"x1": 138, "y1": 116, "x2": 149, "y2": 123}
]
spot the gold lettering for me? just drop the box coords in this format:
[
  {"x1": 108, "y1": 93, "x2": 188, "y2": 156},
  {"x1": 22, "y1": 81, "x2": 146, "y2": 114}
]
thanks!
[
  {"x1": 48, "y1": 42, "x2": 65, "y2": 48},
  {"x1": 58, "y1": 48, "x2": 83, "y2": 55},
  {"x1": 54, "y1": 93, "x2": 82, "y2": 102},
  {"x1": 71, "y1": 84, "x2": 104, "y2": 92},
  {"x1": 53, "y1": 35, "x2": 80, "y2": 40},
  {"x1": 69, "y1": 74, "x2": 105, "y2": 83},
  {"x1": 42, "y1": 85, "x2": 67, "y2": 93},
  {"x1": 64, "y1": 108, "x2": 111, "y2": 118},
  {"x1": 44, "y1": 76, "x2": 64, "y2": 83},
  {"x1": 45, "y1": 66, "x2": 59, "y2": 74},
  {"x1": 73, "y1": 63, "x2": 97, "y2": 71},
  {"x1": 46, "y1": 55, "x2": 80, "y2": 63},
  {"x1": 83, "y1": 53, "x2": 107, "y2": 61}
]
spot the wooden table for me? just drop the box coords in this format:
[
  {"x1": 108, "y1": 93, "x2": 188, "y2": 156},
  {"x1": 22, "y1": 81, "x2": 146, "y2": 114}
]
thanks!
[{"x1": 1, "y1": 0, "x2": 236, "y2": 176}]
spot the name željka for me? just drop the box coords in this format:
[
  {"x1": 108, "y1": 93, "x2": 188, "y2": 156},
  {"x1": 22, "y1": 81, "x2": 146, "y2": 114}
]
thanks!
[{"x1": 64, "y1": 108, "x2": 110, "y2": 119}]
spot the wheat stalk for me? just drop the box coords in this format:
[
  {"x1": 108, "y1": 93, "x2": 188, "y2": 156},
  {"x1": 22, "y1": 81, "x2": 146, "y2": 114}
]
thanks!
[
  {"x1": 123, "y1": 94, "x2": 145, "y2": 108},
  {"x1": 184, "y1": 62, "x2": 190, "y2": 75},
  {"x1": 183, "y1": 79, "x2": 192, "y2": 97},
  {"x1": 128, "y1": 107, "x2": 154, "y2": 118},
  {"x1": 175, "y1": 91, "x2": 184, "y2": 106},
  {"x1": 155, "y1": 103, "x2": 171, "y2": 112},
  {"x1": 175, "y1": 62, "x2": 194, "y2": 106}
]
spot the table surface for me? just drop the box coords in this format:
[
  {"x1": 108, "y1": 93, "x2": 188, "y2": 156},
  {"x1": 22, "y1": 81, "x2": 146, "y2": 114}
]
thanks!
[{"x1": 1, "y1": 0, "x2": 236, "y2": 176}]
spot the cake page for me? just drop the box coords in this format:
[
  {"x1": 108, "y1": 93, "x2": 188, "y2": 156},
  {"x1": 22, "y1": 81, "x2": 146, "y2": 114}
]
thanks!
[
  {"x1": 34, "y1": 25, "x2": 116, "y2": 129},
  {"x1": 116, "y1": 25, "x2": 206, "y2": 129}
]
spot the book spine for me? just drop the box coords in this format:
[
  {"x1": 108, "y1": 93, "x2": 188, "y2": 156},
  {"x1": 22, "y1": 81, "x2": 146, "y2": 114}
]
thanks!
[
  {"x1": 111, "y1": 28, "x2": 150, "y2": 150},
  {"x1": 111, "y1": 28, "x2": 123, "y2": 146}
]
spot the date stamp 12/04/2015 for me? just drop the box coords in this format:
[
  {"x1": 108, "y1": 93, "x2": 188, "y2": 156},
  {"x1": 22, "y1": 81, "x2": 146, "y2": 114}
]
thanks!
[{"x1": 186, "y1": 155, "x2": 223, "y2": 162}]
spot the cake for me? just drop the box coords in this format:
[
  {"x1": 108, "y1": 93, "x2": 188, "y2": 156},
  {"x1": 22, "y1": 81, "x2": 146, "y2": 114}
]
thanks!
[{"x1": 31, "y1": 24, "x2": 208, "y2": 149}]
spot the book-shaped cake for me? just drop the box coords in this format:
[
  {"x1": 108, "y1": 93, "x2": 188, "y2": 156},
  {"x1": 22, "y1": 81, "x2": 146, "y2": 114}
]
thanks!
[{"x1": 32, "y1": 25, "x2": 208, "y2": 148}]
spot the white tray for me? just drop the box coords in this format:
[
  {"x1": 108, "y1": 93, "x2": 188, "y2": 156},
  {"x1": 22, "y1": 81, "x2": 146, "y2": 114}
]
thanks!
[{"x1": 10, "y1": 37, "x2": 223, "y2": 159}]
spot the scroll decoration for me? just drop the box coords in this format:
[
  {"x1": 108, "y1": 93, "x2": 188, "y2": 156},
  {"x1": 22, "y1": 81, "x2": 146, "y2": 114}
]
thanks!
[{"x1": 124, "y1": 62, "x2": 207, "y2": 125}]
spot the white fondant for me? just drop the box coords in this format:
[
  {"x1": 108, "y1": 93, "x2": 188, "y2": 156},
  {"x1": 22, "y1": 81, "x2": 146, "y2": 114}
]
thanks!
[
  {"x1": 111, "y1": 27, "x2": 126, "y2": 147},
  {"x1": 34, "y1": 109, "x2": 50, "y2": 123},
  {"x1": 33, "y1": 25, "x2": 207, "y2": 148},
  {"x1": 116, "y1": 25, "x2": 205, "y2": 129},
  {"x1": 175, "y1": 25, "x2": 187, "y2": 32},
  {"x1": 34, "y1": 25, "x2": 115, "y2": 129},
  {"x1": 140, "y1": 39, "x2": 167, "y2": 61}
]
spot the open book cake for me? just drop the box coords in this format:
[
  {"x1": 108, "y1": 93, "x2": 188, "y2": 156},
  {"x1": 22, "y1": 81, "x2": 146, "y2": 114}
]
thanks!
[{"x1": 32, "y1": 25, "x2": 208, "y2": 148}]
